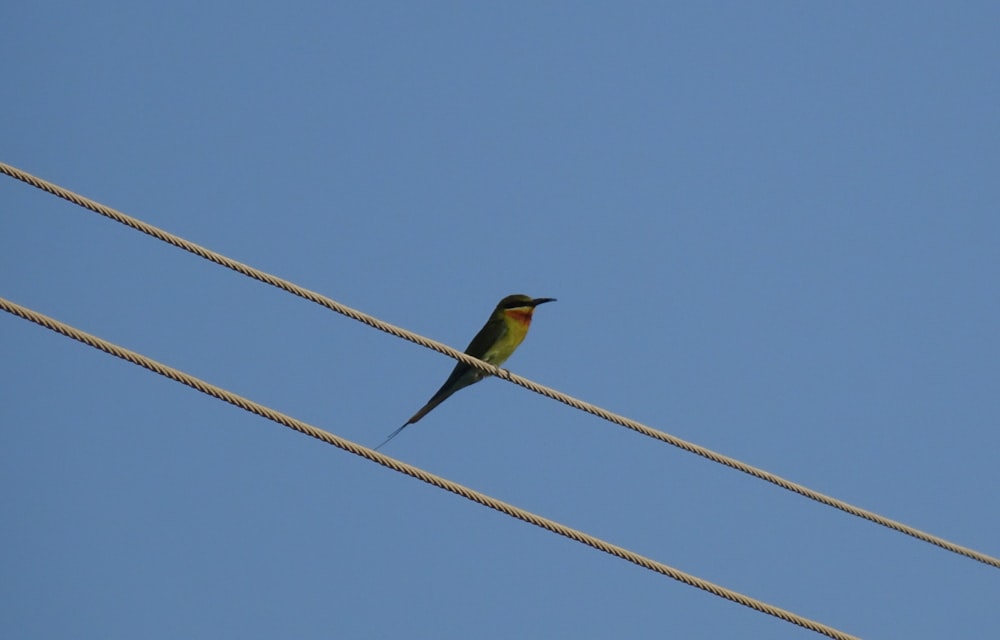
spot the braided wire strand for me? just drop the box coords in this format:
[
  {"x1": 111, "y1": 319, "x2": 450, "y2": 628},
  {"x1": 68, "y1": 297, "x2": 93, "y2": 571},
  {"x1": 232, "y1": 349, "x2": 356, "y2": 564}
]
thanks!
[
  {"x1": 1, "y1": 295, "x2": 859, "y2": 640},
  {"x1": 2, "y1": 160, "x2": 997, "y2": 571}
]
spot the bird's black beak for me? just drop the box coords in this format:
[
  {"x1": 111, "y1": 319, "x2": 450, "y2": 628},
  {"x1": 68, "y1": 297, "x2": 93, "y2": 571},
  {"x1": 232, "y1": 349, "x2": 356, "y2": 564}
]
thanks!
[{"x1": 530, "y1": 297, "x2": 557, "y2": 307}]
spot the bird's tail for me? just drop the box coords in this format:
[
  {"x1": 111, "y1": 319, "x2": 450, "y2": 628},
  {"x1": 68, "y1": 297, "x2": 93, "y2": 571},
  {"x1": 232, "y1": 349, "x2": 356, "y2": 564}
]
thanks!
[
  {"x1": 374, "y1": 367, "x2": 483, "y2": 450},
  {"x1": 373, "y1": 394, "x2": 450, "y2": 451},
  {"x1": 374, "y1": 422, "x2": 410, "y2": 451}
]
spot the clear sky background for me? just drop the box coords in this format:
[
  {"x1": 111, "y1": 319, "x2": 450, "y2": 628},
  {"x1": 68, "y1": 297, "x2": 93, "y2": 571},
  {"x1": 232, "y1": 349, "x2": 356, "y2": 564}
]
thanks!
[{"x1": 3, "y1": 3, "x2": 999, "y2": 639}]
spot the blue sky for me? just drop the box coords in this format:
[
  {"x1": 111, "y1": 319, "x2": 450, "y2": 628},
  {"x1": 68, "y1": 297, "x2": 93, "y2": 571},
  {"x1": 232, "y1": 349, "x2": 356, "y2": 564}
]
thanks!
[{"x1": 3, "y1": 3, "x2": 999, "y2": 638}]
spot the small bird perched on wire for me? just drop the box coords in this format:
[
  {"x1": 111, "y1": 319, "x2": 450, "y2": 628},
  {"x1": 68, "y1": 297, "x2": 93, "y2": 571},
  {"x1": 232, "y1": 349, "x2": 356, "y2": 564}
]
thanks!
[{"x1": 375, "y1": 294, "x2": 556, "y2": 450}]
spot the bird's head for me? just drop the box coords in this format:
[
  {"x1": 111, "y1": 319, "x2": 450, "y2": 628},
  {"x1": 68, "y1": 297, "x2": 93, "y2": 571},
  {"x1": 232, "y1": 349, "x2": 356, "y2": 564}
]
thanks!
[{"x1": 496, "y1": 294, "x2": 556, "y2": 323}]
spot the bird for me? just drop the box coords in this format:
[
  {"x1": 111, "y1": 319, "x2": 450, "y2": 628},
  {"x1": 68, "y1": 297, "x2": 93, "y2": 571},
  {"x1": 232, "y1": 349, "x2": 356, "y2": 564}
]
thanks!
[{"x1": 375, "y1": 294, "x2": 556, "y2": 450}]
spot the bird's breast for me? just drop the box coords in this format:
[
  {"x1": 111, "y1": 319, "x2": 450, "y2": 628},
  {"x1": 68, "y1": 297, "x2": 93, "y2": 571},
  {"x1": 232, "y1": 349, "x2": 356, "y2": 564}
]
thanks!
[{"x1": 481, "y1": 312, "x2": 533, "y2": 365}]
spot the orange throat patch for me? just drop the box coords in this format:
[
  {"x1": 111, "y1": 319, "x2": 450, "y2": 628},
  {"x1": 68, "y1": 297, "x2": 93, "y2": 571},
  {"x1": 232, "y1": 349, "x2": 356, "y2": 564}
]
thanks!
[{"x1": 505, "y1": 308, "x2": 534, "y2": 326}]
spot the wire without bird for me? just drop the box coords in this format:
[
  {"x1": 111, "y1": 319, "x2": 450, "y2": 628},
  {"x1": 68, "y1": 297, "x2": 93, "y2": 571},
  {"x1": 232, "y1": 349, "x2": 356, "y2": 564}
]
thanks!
[
  {"x1": 1, "y1": 296, "x2": 858, "y2": 640},
  {"x1": 2, "y1": 160, "x2": 998, "y2": 572}
]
